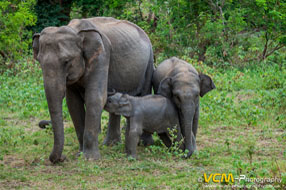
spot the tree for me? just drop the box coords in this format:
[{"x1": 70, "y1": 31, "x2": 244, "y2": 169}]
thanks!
[
  {"x1": 31, "y1": 0, "x2": 73, "y2": 33},
  {"x1": 0, "y1": 0, "x2": 37, "y2": 69},
  {"x1": 249, "y1": 0, "x2": 286, "y2": 61}
]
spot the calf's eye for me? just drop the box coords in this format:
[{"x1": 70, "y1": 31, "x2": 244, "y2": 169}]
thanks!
[{"x1": 174, "y1": 95, "x2": 181, "y2": 103}]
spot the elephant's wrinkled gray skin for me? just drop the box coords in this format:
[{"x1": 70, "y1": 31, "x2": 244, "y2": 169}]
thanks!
[
  {"x1": 152, "y1": 57, "x2": 215, "y2": 158},
  {"x1": 105, "y1": 92, "x2": 182, "y2": 158},
  {"x1": 32, "y1": 17, "x2": 154, "y2": 163}
]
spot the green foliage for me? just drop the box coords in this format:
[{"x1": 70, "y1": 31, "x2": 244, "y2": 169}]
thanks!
[
  {"x1": 69, "y1": 0, "x2": 284, "y2": 66},
  {"x1": 2, "y1": 0, "x2": 285, "y2": 70},
  {"x1": 71, "y1": 0, "x2": 130, "y2": 18},
  {"x1": 167, "y1": 127, "x2": 188, "y2": 157},
  {"x1": 0, "y1": 59, "x2": 69, "y2": 120},
  {"x1": 0, "y1": 0, "x2": 36, "y2": 70},
  {"x1": 144, "y1": 128, "x2": 188, "y2": 159},
  {"x1": 31, "y1": 0, "x2": 71, "y2": 33}
]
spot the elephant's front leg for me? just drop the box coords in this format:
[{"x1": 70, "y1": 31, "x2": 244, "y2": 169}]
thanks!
[
  {"x1": 83, "y1": 90, "x2": 106, "y2": 160},
  {"x1": 66, "y1": 87, "x2": 85, "y2": 153},
  {"x1": 103, "y1": 113, "x2": 121, "y2": 145},
  {"x1": 125, "y1": 118, "x2": 142, "y2": 158}
]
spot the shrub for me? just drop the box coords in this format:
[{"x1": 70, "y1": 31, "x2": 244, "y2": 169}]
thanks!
[{"x1": 0, "y1": 0, "x2": 36, "y2": 71}]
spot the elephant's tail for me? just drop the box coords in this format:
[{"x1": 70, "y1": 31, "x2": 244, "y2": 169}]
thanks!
[
  {"x1": 140, "y1": 47, "x2": 155, "y2": 96},
  {"x1": 38, "y1": 120, "x2": 51, "y2": 129}
]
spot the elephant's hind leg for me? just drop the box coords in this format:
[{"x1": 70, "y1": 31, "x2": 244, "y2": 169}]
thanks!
[
  {"x1": 66, "y1": 87, "x2": 85, "y2": 153},
  {"x1": 103, "y1": 113, "x2": 121, "y2": 145},
  {"x1": 158, "y1": 133, "x2": 172, "y2": 148},
  {"x1": 140, "y1": 132, "x2": 154, "y2": 146}
]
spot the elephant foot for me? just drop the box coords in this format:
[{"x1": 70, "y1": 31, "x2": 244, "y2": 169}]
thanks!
[
  {"x1": 103, "y1": 136, "x2": 121, "y2": 146},
  {"x1": 140, "y1": 133, "x2": 154, "y2": 146},
  {"x1": 126, "y1": 149, "x2": 137, "y2": 160},
  {"x1": 75, "y1": 151, "x2": 83, "y2": 157},
  {"x1": 49, "y1": 154, "x2": 66, "y2": 164},
  {"x1": 183, "y1": 151, "x2": 193, "y2": 159},
  {"x1": 83, "y1": 149, "x2": 101, "y2": 161},
  {"x1": 127, "y1": 154, "x2": 137, "y2": 160},
  {"x1": 183, "y1": 146, "x2": 196, "y2": 158}
]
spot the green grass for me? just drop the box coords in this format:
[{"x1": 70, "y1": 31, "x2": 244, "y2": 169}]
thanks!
[{"x1": 0, "y1": 57, "x2": 286, "y2": 189}]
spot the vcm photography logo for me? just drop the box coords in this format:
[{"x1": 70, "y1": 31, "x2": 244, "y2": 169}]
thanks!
[
  {"x1": 203, "y1": 173, "x2": 234, "y2": 183},
  {"x1": 200, "y1": 173, "x2": 281, "y2": 185}
]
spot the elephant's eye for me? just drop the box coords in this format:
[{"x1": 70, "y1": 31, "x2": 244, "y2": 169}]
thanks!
[
  {"x1": 174, "y1": 95, "x2": 181, "y2": 103},
  {"x1": 194, "y1": 91, "x2": 200, "y2": 98},
  {"x1": 64, "y1": 60, "x2": 69, "y2": 66}
]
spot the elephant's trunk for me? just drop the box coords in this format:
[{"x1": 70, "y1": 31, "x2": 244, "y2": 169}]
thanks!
[
  {"x1": 43, "y1": 76, "x2": 66, "y2": 163},
  {"x1": 179, "y1": 103, "x2": 196, "y2": 157}
]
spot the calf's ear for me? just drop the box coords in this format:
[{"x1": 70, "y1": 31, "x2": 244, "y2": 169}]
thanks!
[
  {"x1": 199, "y1": 74, "x2": 216, "y2": 97},
  {"x1": 116, "y1": 94, "x2": 133, "y2": 117},
  {"x1": 158, "y1": 77, "x2": 173, "y2": 99}
]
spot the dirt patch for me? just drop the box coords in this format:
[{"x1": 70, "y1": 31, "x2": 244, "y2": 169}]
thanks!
[
  {"x1": 237, "y1": 92, "x2": 255, "y2": 102},
  {"x1": 227, "y1": 90, "x2": 256, "y2": 103},
  {"x1": 0, "y1": 180, "x2": 31, "y2": 190},
  {"x1": 1, "y1": 155, "x2": 26, "y2": 168}
]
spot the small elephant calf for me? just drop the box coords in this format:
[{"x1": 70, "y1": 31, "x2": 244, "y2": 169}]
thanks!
[{"x1": 104, "y1": 92, "x2": 182, "y2": 158}]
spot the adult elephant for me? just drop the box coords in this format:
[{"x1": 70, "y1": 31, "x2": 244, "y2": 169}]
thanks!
[
  {"x1": 32, "y1": 17, "x2": 154, "y2": 163},
  {"x1": 152, "y1": 57, "x2": 215, "y2": 158}
]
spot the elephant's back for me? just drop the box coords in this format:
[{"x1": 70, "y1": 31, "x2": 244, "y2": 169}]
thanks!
[
  {"x1": 152, "y1": 57, "x2": 178, "y2": 92},
  {"x1": 89, "y1": 18, "x2": 151, "y2": 56},
  {"x1": 153, "y1": 57, "x2": 198, "y2": 92},
  {"x1": 140, "y1": 95, "x2": 179, "y2": 134},
  {"x1": 89, "y1": 17, "x2": 151, "y2": 43},
  {"x1": 88, "y1": 17, "x2": 153, "y2": 95}
]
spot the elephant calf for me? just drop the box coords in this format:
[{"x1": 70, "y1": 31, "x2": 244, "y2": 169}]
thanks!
[
  {"x1": 153, "y1": 57, "x2": 216, "y2": 158},
  {"x1": 104, "y1": 92, "x2": 182, "y2": 158}
]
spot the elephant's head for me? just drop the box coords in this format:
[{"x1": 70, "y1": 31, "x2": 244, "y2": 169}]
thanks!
[
  {"x1": 158, "y1": 69, "x2": 215, "y2": 157},
  {"x1": 32, "y1": 21, "x2": 105, "y2": 163},
  {"x1": 104, "y1": 93, "x2": 133, "y2": 117}
]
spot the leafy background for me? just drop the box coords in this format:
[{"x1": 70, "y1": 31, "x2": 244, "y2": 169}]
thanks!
[{"x1": 1, "y1": 0, "x2": 285, "y2": 69}]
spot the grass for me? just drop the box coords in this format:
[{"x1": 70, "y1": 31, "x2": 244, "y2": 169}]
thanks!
[{"x1": 0, "y1": 57, "x2": 286, "y2": 189}]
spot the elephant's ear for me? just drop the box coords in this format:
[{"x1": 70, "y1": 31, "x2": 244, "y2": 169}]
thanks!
[
  {"x1": 199, "y1": 74, "x2": 216, "y2": 97},
  {"x1": 32, "y1": 33, "x2": 40, "y2": 60},
  {"x1": 158, "y1": 77, "x2": 173, "y2": 99},
  {"x1": 116, "y1": 94, "x2": 133, "y2": 117},
  {"x1": 78, "y1": 28, "x2": 104, "y2": 67}
]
